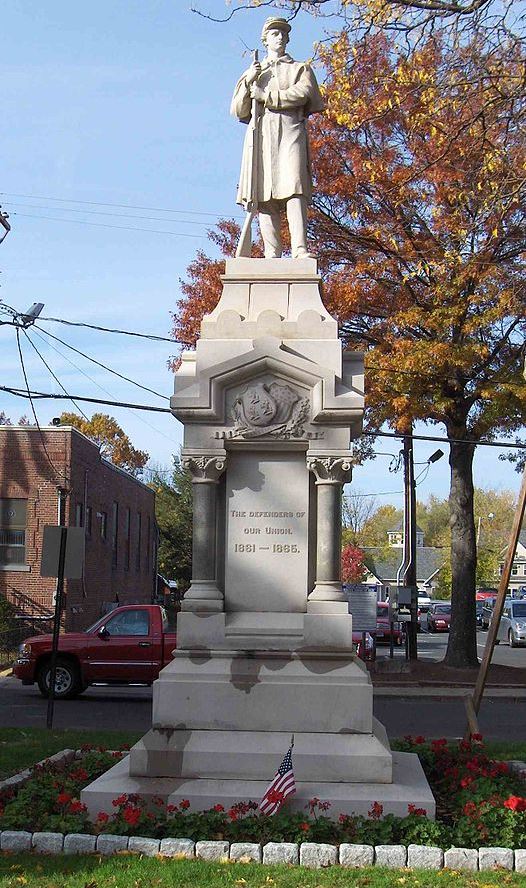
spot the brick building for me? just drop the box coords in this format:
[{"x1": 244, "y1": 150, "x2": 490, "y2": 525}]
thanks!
[{"x1": 0, "y1": 425, "x2": 156, "y2": 631}]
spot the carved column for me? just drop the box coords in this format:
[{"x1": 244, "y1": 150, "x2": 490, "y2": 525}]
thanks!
[
  {"x1": 307, "y1": 455, "x2": 353, "y2": 606},
  {"x1": 181, "y1": 453, "x2": 226, "y2": 612}
]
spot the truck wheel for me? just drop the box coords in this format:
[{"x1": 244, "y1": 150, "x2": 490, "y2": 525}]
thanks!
[
  {"x1": 509, "y1": 629, "x2": 518, "y2": 648},
  {"x1": 37, "y1": 658, "x2": 82, "y2": 699}
]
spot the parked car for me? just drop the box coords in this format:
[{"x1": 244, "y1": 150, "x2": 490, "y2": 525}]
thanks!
[
  {"x1": 475, "y1": 600, "x2": 484, "y2": 627},
  {"x1": 13, "y1": 604, "x2": 177, "y2": 699},
  {"x1": 375, "y1": 602, "x2": 404, "y2": 646},
  {"x1": 496, "y1": 599, "x2": 526, "y2": 648},
  {"x1": 476, "y1": 587, "x2": 498, "y2": 599},
  {"x1": 481, "y1": 597, "x2": 497, "y2": 630},
  {"x1": 417, "y1": 592, "x2": 433, "y2": 630},
  {"x1": 426, "y1": 602, "x2": 452, "y2": 632}
]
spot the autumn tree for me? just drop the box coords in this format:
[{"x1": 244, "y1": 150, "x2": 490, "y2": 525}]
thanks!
[
  {"x1": 173, "y1": 27, "x2": 525, "y2": 668},
  {"x1": 342, "y1": 489, "x2": 376, "y2": 545},
  {"x1": 341, "y1": 542, "x2": 368, "y2": 583},
  {"x1": 59, "y1": 412, "x2": 148, "y2": 476}
]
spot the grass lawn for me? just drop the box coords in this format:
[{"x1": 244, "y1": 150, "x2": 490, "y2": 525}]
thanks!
[
  {"x1": 1, "y1": 854, "x2": 526, "y2": 888},
  {"x1": 0, "y1": 729, "x2": 141, "y2": 779},
  {"x1": 1, "y1": 728, "x2": 525, "y2": 781}
]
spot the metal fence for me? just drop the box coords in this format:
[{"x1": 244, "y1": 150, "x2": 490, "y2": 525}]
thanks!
[{"x1": 0, "y1": 620, "x2": 53, "y2": 665}]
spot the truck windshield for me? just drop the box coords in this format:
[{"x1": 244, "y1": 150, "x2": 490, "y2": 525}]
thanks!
[{"x1": 511, "y1": 603, "x2": 526, "y2": 618}]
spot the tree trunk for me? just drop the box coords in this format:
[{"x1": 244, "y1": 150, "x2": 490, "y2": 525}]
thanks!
[{"x1": 444, "y1": 434, "x2": 479, "y2": 668}]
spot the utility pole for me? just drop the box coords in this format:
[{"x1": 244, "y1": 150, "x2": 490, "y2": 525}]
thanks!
[{"x1": 403, "y1": 427, "x2": 418, "y2": 660}]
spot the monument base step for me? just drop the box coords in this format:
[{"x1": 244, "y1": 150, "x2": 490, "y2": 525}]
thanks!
[
  {"x1": 81, "y1": 750, "x2": 435, "y2": 820},
  {"x1": 128, "y1": 719, "x2": 392, "y2": 783}
]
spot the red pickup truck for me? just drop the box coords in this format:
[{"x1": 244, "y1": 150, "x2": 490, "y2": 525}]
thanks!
[{"x1": 13, "y1": 604, "x2": 177, "y2": 700}]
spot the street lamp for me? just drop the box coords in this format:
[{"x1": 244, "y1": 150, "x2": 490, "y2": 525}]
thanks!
[
  {"x1": 0, "y1": 207, "x2": 11, "y2": 244},
  {"x1": 476, "y1": 512, "x2": 495, "y2": 546}
]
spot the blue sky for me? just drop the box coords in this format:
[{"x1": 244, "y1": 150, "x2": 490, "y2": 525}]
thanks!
[{"x1": 1, "y1": 1, "x2": 522, "y2": 510}]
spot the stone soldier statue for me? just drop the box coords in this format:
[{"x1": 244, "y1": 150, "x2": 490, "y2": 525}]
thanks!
[{"x1": 231, "y1": 17, "x2": 325, "y2": 259}]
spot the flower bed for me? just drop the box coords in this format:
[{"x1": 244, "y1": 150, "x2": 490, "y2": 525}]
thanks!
[{"x1": 0, "y1": 736, "x2": 525, "y2": 850}]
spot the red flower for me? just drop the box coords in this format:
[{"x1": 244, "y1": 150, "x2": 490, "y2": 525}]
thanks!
[
  {"x1": 299, "y1": 822, "x2": 310, "y2": 831},
  {"x1": 431, "y1": 738, "x2": 448, "y2": 751},
  {"x1": 414, "y1": 735, "x2": 426, "y2": 745},
  {"x1": 57, "y1": 792, "x2": 72, "y2": 805},
  {"x1": 460, "y1": 776, "x2": 474, "y2": 788},
  {"x1": 179, "y1": 799, "x2": 190, "y2": 810},
  {"x1": 504, "y1": 795, "x2": 526, "y2": 812},
  {"x1": 123, "y1": 806, "x2": 141, "y2": 826},
  {"x1": 166, "y1": 804, "x2": 178, "y2": 814},
  {"x1": 97, "y1": 811, "x2": 109, "y2": 823},
  {"x1": 470, "y1": 733, "x2": 483, "y2": 742},
  {"x1": 112, "y1": 794, "x2": 128, "y2": 807},
  {"x1": 266, "y1": 789, "x2": 284, "y2": 804},
  {"x1": 462, "y1": 801, "x2": 477, "y2": 817},
  {"x1": 407, "y1": 804, "x2": 427, "y2": 816},
  {"x1": 368, "y1": 801, "x2": 383, "y2": 820},
  {"x1": 68, "y1": 800, "x2": 87, "y2": 814},
  {"x1": 213, "y1": 804, "x2": 224, "y2": 813}
]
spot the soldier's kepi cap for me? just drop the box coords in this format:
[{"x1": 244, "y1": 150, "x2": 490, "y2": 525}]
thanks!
[{"x1": 261, "y1": 16, "x2": 291, "y2": 39}]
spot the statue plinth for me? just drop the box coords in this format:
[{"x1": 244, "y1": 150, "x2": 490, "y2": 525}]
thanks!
[{"x1": 82, "y1": 258, "x2": 435, "y2": 820}]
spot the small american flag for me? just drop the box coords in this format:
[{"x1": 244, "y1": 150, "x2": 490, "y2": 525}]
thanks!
[{"x1": 259, "y1": 740, "x2": 296, "y2": 815}]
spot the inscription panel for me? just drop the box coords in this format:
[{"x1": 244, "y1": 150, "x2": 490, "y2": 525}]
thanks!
[{"x1": 225, "y1": 452, "x2": 309, "y2": 612}]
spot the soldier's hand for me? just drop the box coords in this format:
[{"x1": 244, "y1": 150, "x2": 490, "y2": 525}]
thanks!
[
  {"x1": 245, "y1": 61, "x2": 261, "y2": 85},
  {"x1": 250, "y1": 85, "x2": 266, "y2": 102}
]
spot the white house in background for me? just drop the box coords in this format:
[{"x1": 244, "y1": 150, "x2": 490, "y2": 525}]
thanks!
[
  {"x1": 362, "y1": 520, "x2": 446, "y2": 599},
  {"x1": 499, "y1": 528, "x2": 526, "y2": 596}
]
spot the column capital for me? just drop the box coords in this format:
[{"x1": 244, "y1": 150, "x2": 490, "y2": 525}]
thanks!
[
  {"x1": 182, "y1": 452, "x2": 227, "y2": 483},
  {"x1": 306, "y1": 454, "x2": 353, "y2": 485}
]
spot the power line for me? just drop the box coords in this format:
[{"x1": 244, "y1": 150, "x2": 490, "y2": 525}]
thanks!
[
  {"x1": 0, "y1": 191, "x2": 240, "y2": 219},
  {"x1": 33, "y1": 324, "x2": 169, "y2": 401},
  {"x1": 13, "y1": 330, "x2": 69, "y2": 483},
  {"x1": 22, "y1": 329, "x2": 89, "y2": 421},
  {"x1": 0, "y1": 384, "x2": 172, "y2": 413},
  {"x1": 1, "y1": 381, "x2": 524, "y2": 451},
  {"x1": 38, "y1": 315, "x2": 178, "y2": 343},
  {"x1": 11, "y1": 212, "x2": 208, "y2": 239},
  {"x1": 7, "y1": 202, "x2": 217, "y2": 228}
]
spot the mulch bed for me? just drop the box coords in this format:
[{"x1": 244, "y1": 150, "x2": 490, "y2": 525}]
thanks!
[{"x1": 368, "y1": 658, "x2": 526, "y2": 687}]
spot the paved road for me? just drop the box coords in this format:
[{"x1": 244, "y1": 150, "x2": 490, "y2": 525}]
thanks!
[{"x1": 1, "y1": 674, "x2": 525, "y2": 741}]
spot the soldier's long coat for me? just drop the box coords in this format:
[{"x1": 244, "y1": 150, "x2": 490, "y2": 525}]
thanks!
[{"x1": 231, "y1": 54, "x2": 324, "y2": 206}]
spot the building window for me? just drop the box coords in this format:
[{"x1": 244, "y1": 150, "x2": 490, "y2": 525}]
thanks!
[
  {"x1": 100, "y1": 511, "x2": 107, "y2": 541},
  {"x1": 111, "y1": 502, "x2": 119, "y2": 567},
  {"x1": 86, "y1": 506, "x2": 92, "y2": 538},
  {"x1": 511, "y1": 565, "x2": 518, "y2": 576},
  {"x1": 75, "y1": 502, "x2": 84, "y2": 527},
  {"x1": 0, "y1": 498, "x2": 27, "y2": 567},
  {"x1": 135, "y1": 512, "x2": 142, "y2": 572},
  {"x1": 124, "y1": 508, "x2": 131, "y2": 570}
]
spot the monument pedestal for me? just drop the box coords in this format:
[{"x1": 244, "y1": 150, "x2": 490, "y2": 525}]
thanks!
[{"x1": 82, "y1": 259, "x2": 435, "y2": 820}]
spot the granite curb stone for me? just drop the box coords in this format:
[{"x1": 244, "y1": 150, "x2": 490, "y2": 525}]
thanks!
[
  {"x1": 96, "y1": 834, "x2": 129, "y2": 855},
  {"x1": 128, "y1": 836, "x2": 161, "y2": 856},
  {"x1": 339, "y1": 843, "x2": 374, "y2": 867},
  {"x1": 375, "y1": 844, "x2": 407, "y2": 868},
  {"x1": 300, "y1": 843, "x2": 338, "y2": 868},
  {"x1": 196, "y1": 840, "x2": 229, "y2": 861},
  {"x1": 230, "y1": 842, "x2": 262, "y2": 862},
  {"x1": 0, "y1": 829, "x2": 526, "y2": 872},
  {"x1": 444, "y1": 847, "x2": 478, "y2": 871},
  {"x1": 515, "y1": 850, "x2": 526, "y2": 873},
  {"x1": 32, "y1": 832, "x2": 64, "y2": 854},
  {"x1": 407, "y1": 844, "x2": 443, "y2": 869},
  {"x1": 0, "y1": 831, "x2": 32, "y2": 852},
  {"x1": 63, "y1": 833, "x2": 97, "y2": 854},
  {"x1": 263, "y1": 842, "x2": 299, "y2": 865},
  {"x1": 159, "y1": 838, "x2": 195, "y2": 858},
  {"x1": 478, "y1": 847, "x2": 514, "y2": 871}
]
